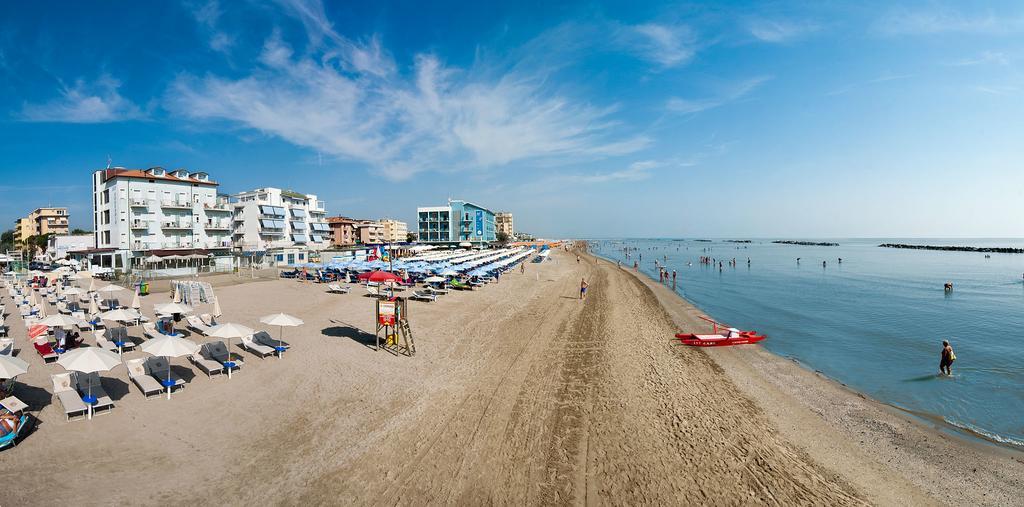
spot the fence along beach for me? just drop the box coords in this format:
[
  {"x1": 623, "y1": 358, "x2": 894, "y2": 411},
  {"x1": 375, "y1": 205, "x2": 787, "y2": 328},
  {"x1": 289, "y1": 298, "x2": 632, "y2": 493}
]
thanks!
[{"x1": 1, "y1": 247, "x2": 1022, "y2": 505}]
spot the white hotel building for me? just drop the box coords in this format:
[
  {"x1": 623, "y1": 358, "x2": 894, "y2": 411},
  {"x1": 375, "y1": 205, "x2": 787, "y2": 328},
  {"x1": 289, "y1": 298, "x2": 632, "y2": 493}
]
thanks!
[
  {"x1": 91, "y1": 167, "x2": 234, "y2": 269},
  {"x1": 231, "y1": 187, "x2": 330, "y2": 253}
]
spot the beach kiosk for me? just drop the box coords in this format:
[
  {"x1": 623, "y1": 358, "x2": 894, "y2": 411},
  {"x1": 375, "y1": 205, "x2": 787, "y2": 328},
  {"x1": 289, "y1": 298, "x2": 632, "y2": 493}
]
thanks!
[{"x1": 374, "y1": 297, "x2": 415, "y2": 357}]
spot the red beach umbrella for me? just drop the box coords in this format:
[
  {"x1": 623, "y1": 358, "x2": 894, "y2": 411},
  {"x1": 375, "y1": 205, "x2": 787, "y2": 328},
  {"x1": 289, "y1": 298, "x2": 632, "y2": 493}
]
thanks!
[{"x1": 365, "y1": 270, "x2": 402, "y2": 284}]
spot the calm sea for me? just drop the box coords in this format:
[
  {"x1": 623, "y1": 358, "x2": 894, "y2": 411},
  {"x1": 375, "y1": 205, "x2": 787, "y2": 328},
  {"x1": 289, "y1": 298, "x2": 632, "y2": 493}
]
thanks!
[{"x1": 592, "y1": 238, "x2": 1024, "y2": 448}]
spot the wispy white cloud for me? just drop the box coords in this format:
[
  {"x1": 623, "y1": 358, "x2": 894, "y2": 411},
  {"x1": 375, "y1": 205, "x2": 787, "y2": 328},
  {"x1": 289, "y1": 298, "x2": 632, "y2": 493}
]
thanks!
[
  {"x1": 189, "y1": 0, "x2": 234, "y2": 53},
  {"x1": 947, "y1": 50, "x2": 1011, "y2": 67},
  {"x1": 618, "y1": 23, "x2": 697, "y2": 68},
  {"x1": 19, "y1": 74, "x2": 144, "y2": 123},
  {"x1": 826, "y1": 73, "x2": 912, "y2": 96},
  {"x1": 974, "y1": 84, "x2": 1019, "y2": 95},
  {"x1": 666, "y1": 76, "x2": 772, "y2": 114},
  {"x1": 168, "y1": 2, "x2": 649, "y2": 180},
  {"x1": 746, "y1": 18, "x2": 819, "y2": 43},
  {"x1": 874, "y1": 8, "x2": 1024, "y2": 36}
]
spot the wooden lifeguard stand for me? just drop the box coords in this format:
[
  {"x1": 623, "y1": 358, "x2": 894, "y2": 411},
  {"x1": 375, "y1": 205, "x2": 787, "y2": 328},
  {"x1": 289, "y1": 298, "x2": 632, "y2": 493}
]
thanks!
[{"x1": 375, "y1": 297, "x2": 416, "y2": 356}]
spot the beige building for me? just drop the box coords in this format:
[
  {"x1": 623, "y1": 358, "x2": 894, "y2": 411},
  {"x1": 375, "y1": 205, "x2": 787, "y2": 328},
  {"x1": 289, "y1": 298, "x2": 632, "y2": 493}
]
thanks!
[
  {"x1": 354, "y1": 220, "x2": 384, "y2": 245},
  {"x1": 15, "y1": 207, "x2": 70, "y2": 245},
  {"x1": 496, "y1": 212, "x2": 514, "y2": 237},
  {"x1": 379, "y1": 219, "x2": 408, "y2": 243},
  {"x1": 327, "y1": 216, "x2": 357, "y2": 247}
]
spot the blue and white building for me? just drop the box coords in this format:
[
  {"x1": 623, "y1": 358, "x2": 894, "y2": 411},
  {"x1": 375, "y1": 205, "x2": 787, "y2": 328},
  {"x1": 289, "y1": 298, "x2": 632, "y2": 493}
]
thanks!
[{"x1": 417, "y1": 199, "x2": 497, "y2": 245}]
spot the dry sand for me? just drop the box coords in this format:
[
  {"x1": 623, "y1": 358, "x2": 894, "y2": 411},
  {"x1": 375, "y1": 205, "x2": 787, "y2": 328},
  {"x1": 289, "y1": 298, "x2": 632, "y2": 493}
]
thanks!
[{"x1": 2, "y1": 249, "x2": 1021, "y2": 505}]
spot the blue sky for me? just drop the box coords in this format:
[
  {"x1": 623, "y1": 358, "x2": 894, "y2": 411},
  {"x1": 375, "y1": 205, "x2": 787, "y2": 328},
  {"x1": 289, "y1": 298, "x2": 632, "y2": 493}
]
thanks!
[{"x1": 1, "y1": 0, "x2": 1022, "y2": 238}]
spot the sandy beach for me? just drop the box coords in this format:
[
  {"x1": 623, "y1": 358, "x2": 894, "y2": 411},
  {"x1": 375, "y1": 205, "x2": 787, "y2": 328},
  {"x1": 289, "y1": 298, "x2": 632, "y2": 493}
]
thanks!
[{"x1": 3, "y1": 248, "x2": 1022, "y2": 505}]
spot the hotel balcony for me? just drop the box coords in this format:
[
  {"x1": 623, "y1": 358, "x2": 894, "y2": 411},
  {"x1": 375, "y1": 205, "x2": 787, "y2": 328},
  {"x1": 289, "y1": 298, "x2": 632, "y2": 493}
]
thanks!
[
  {"x1": 161, "y1": 220, "x2": 191, "y2": 230},
  {"x1": 204, "y1": 202, "x2": 232, "y2": 213},
  {"x1": 161, "y1": 201, "x2": 192, "y2": 210},
  {"x1": 129, "y1": 198, "x2": 148, "y2": 207},
  {"x1": 205, "y1": 222, "x2": 232, "y2": 231},
  {"x1": 129, "y1": 220, "x2": 149, "y2": 230}
]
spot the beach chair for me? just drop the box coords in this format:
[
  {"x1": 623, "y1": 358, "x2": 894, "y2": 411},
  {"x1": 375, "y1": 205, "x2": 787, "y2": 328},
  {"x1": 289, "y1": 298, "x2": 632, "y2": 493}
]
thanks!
[
  {"x1": 185, "y1": 315, "x2": 212, "y2": 336},
  {"x1": 199, "y1": 314, "x2": 217, "y2": 327},
  {"x1": 125, "y1": 358, "x2": 163, "y2": 398},
  {"x1": 410, "y1": 290, "x2": 436, "y2": 302},
  {"x1": 253, "y1": 331, "x2": 288, "y2": 353},
  {"x1": 143, "y1": 322, "x2": 182, "y2": 340},
  {"x1": 96, "y1": 328, "x2": 136, "y2": 353},
  {"x1": 207, "y1": 340, "x2": 243, "y2": 371},
  {"x1": 365, "y1": 285, "x2": 382, "y2": 298},
  {"x1": 71, "y1": 372, "x2": 114, "y2": 416},
  {"x1": 449, "y1": 280, "x2": 472, "y2": 291},
  {"x1": 100, "y1": 299, "x2": 121, "y2": 311},
  {"x1": 33, "y1": 340, "x2": 58, "y2": 363},
  {"x1": 189, "y1": 345, "x2": 224, "y2": 378},
  {"x1": 0, "y1": 414, "x2": 30, "y2": 450},
  {"x1": 51, "y1": 373, "x2": 88, "y2": 421},
  {"x1": 326, "y1": 284, "x2": 351, "y2": 294},
  {"x1": 143, "y1": 357, "x2": 186, "y2": 392},
  {"x1": 424, "y1": 286, "x2": 449, "y2": 296},
  {"x1": 239, "y1": 334, "x2": 275, "y2": 359},
  {"x1": 0, "y1": 338, "x2": 13, "y2": 356},
  {"x1": 56, "y1": 302, "x2": 69, "y2": 314}
]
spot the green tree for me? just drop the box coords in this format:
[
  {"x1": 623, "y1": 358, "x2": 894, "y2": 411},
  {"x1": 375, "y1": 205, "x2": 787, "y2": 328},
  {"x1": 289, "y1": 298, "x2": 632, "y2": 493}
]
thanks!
[
  {"x1": 496, "y1": 231, "x2": 510, "y2": 244},
  {"x1": 0, "y1": 230, "x2": 13, "y2": 252},
  {"x1": 71, "y1": 228, "x2": 91, "y2": 235},
  {"x1": 406, "y1": 232, "x2": 417, "y2": 243}
]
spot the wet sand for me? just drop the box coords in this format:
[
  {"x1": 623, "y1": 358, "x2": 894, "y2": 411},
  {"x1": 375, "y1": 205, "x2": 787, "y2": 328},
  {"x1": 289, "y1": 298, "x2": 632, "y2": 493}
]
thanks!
[{"x1": 2, "y1": 249, "x2": 1020, "y2": 505}]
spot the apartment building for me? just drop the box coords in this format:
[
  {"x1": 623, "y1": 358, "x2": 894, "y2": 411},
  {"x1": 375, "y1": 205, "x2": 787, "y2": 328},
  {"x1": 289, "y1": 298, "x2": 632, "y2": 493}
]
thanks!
[
  {"x1": 495, "y1": 212, "x2": 514, "y2": 237},
  {"x1": 326, "y1": 216, "x2": 357, "y2": 247},
  {"x1": 379, "y1": 219, "x2": 408, "y2": 243},
  {"x1": 231, "y1": 187, "x2": 330, "y2": 252},
  {"x1": 417, "y1": 199, "x2": 497, "y2": 244},
  {"x1": 354, "y1": 220, "x2": 384, "y2": 245},
  {"x1": 91, "y1": 167, "x2": 233, "y2": 268},
  {"x1": 14, "y1": 207, "x2": 70, "y2": 244}
]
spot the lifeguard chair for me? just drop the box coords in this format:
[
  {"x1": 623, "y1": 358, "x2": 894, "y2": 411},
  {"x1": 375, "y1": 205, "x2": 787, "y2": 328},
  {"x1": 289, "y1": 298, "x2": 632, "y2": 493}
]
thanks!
[{"x1": 375, "y1": 297, "x2": 416, "y2": 356}]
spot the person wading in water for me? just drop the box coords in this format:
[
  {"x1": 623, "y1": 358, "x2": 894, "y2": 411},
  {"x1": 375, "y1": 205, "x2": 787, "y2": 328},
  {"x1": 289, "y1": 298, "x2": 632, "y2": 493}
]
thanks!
[{"x1": 940, "y1": 340, "x2": 956, "y2": 376}]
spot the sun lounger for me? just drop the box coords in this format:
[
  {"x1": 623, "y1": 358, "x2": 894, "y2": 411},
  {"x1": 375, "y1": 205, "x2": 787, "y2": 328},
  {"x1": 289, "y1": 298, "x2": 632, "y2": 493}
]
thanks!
[
  {"x1": 143, "y1": 357, "x2": 186, "y2": 391},
  {"x1": 51, "y1": 373, "x2": 88, "y2": 421},
  {"x1": 72, "y1": 372, "x2": 114, "y2": 416},
  {"x1": 185, "y1": 315, "x2": 212, "y2": 336},
  {"x1": 124, "y1": 358, "x2": 163, "y2": 398},
  {"x1": 449, "y1": 280, "x2": 472, "y2": 290},
  {"x1": 252, "y1": 331, "x2": 288, "y2": 352},
  {"x1": 96, "y1": 328, "x2": 136, "y2": 352},
  {"x1": 33, "y1": 340, "x2": 58, "y2": 363},
  {"x1": 199, "y1": 314, "x2": 217, "y2": 327},
  {"x1": 326, "y1": 284, "x2": 351, "y2": 294},
  {"x1": 100, "y1": 299, "x2": 121, "y2": 311},
  {"x1": 0, "y1": 414, "x2": 30, "y2": 450},
  {"x1": 240, "y1": 334, "x2": 275, "y2": 359},
  {"x1": 410, "y1": 290, "x2": 437, "y2": 302},
  {"x1": 0, "y1": 338, "x2": 13, "y2": 356},
  {"x1": 143, "y1": 322, "x2": 182, "y2": 340},
  {"x1": 424, "y1": 286, "x2": 449, "y2": 295},
  {"x1": 189, "y1": 346, "x2": 225, "y2": 378}
]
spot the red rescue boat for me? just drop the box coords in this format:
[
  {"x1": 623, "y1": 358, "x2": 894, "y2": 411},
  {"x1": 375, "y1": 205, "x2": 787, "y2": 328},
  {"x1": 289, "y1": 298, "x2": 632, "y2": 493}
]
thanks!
[{"x1": 675, "y1": 316, "x2": 766, "y2": 347}]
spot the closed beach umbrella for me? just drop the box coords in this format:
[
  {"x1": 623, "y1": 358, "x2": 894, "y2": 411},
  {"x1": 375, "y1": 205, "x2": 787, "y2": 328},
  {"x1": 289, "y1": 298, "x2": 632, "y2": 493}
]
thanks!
[
  {"x1": 63, "y1": 287, "x2": 83, "y2": 296},
  {"x1": 88, "y1": 278, "x2": 97, "y2": 293},
  {"x1": 258, "y1": 313, "x2": 302, "y2": 358},
  {"x1": 130, "y1": 290, "x2": 141, "y2": 310},
  {"x1": 88, "y1": 296, "x2": 99, "y2": 320},
  {"x1": 212, "y1": 297, "x2": 222, "y2": 318},
  {"x1": 0, "y1": 354, "x2": 29, "y2": 379},
  {"x1": 57, "y1": 347, "x2": 121, "y2": 419},
  {"x1": 139, "y1": 335, "x2": 200, "y2": 399},
  {"x1": 207, "y1": 322, "x2": 254, "y2": 378},
  {"x1": 172, "y1": 287, "x2": 181, "y2": 304}
]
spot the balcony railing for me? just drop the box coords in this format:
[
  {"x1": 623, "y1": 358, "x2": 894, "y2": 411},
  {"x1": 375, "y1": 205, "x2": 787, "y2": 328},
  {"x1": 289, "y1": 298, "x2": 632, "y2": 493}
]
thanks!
[
  {"x1": 161, "y1": 201, "x2": 192, "y2": 209},
  {"x1": 161, "y1": 221, "x2": 191, "y2": 230},
  {"x1": 129, "y1": 220, "x2": 149, "y2": 229},
  {"x1": 204, "y1": 222, "x2": 231, "y2": 230},
  {"x1": 129, "y1": 199, "x2": 148, "y2": 207}
]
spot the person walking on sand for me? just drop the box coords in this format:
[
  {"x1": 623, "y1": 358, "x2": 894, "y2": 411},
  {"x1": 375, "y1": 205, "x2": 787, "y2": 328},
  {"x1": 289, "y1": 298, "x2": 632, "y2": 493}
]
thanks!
[
  {"x1": 940, "y1": 340, "x2": 956, "y2": 376},
  {"x1": 580, "y1": 278, "x2": 589, "y2": 300},
  {"x1": 576, "y1": 255, "x2": 580, "y2": 264},
  {"x1": 521, "y1": 262, "x2": 526, "y2": 274}
]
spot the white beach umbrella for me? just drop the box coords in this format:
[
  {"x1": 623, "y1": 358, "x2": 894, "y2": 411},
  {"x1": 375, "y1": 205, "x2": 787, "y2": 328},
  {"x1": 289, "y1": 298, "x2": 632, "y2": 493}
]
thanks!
[
  {"x1": 0, "y1": 354, "x2": 29, "y2": 379},
  {"x1": 39, "y1": 314, "x2": 86, "y2": 329},
  {"x1": 207, "y1": 323, "x2": 254, "y2": 378},
  {"x1": 57, "y1": 347, "x2": 121, "y2": 419},
  {"x1": 258, "y1": 313, "x2": 303, "y2": 358},
  {"x1": 62, "y1": 286, "x2": 84, "y2": 296},
  {"x1": 130, "y1": 290, "x2": 141, "y2": 310},
  {"x1": 154, "y1": 303, "x2": 193, "y2": 315},
  {"x1": 172, "y1": 287, "x2": 181, "y2": 304},
  {"x1": 100, "y1": 308, "x2": 142, "y2": 323},
  {"x1": 139, "y1": 335, "x2": 200, "y2": 399},
  {"x1": 212, "y1": 297, "x2": 222, "y2": 318},
  {"x1": 88, "y1": 278, "x2": 97, "y2": 293},
  {"x1": 439, "y1": 269, "x2": 458, "y2": 277},
  {"x1": 145, "y1": 255, "x2": 163, "y2": 264},
  {"x1": 88, "y1": 296, "x2": 99, "y2": 319},
  {"x1": 423, "y1": 276, "x2": 445, "y2": 283},
  {"x1": 96, "y1": 284, "x2": 127, "y2": 295}
]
